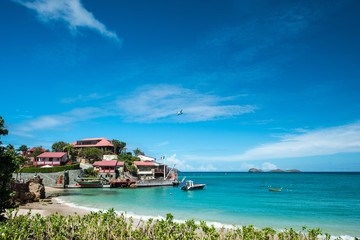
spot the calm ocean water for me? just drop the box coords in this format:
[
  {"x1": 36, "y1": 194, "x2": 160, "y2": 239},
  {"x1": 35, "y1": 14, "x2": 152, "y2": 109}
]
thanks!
[{"x1": 56, "y1": 172, "x2": 360, "y2": 238}]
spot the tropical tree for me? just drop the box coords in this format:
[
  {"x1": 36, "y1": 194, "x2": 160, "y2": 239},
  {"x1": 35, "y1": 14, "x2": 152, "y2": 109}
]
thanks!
[
  {"x1": 63, "y1": 143, "x2": 73, "y2": 154},
  {"x1": 133, "y1": 148, "x2": 144, "y2": 156},
  {"x1": 63, "y1": 143, "x2": 75, "y2": 160},
  {"x1": 14, "y1": 154, "x2": 28, "y2": 180},
  {"x1": 0, "y1": 116, "x2": 18, "y2": 219},
  {"x1": 118, "y1": 153, "x2": 140, "y2": 165},
  {"x1": 31, "y1": 146, "x2": 45, "y2": 159},
  {"x1": 17, "y1": 145, "x2": 28, "y2": 155},
  {"x1": 112, "y1": 140, "x2": 127, "y2": 155},
  {"x1": 52, "y1": 141, "x2": 68, "y2": 152},
  {"x1": 80, "y1": 147, "x2": 103, "y2": 163},
  {"x1": 0, "y1": 116, "x2": 7, "y2": 138}
]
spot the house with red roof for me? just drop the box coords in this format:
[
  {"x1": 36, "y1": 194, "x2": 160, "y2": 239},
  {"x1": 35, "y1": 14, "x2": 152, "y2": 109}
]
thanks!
[
  {"x1": 35, "y1": 152, "x2": 69, "y2": 166},
  {"x1": 134, "y1": 161, "x2": 160, "y2": 178},
  {"x1": 93, "y1": 160, "x2": 124, "y2": 178},
  {"x1": 71, "y1": 137, "x2": 114, "y2": 152}
]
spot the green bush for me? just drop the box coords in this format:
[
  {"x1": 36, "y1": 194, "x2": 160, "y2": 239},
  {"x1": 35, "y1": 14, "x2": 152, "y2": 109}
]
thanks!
[
  {"x1": 0, "y1": 209, "x2": 335, "y2": 240},
  {"x1": 19, "y1": 163, "x2": 80, "y2": 173}
]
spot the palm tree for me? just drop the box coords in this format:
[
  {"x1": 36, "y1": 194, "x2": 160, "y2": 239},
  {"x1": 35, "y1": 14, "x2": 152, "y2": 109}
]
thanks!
[
  {"x1": 15, "y1": 154, "x2": 28, "y2": 180},
  {"x1": 63, "y1": 144, "x2": 74, "y2": 160},
  {"x1": 17, "y1": 145, "x2": 28, "y2": 155}
]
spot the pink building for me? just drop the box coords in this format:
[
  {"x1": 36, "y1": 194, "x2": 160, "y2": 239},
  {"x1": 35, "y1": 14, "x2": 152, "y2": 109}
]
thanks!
[
  {"x1": 35, "y1": 152, "x2": 69, "y2": 166},
  {"x1": 93, "y1": 160, "x2": 124, "y2": 174},
  {"x1": 71, "y1": 137, "x2": 114, "y2": 152}
]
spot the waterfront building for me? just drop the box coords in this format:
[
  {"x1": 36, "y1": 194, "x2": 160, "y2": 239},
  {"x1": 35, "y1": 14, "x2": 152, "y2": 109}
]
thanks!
[
  {"x1": 35, "y1": 152, "x2": 69, "y2": 166},
  {"x1": 71, "y1": 137, "x2": 114, "y2": 152},
  {"x1": 93, "y1": 160, "x2": 124, "y2": 178},
  {"x1": 134, "y1": 161, "x2": 160, "y2": 178}
]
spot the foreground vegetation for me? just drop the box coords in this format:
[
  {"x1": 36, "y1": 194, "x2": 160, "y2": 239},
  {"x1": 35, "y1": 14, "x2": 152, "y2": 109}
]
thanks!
[{"x1": 0, "y1": 209, "x2": 347, "y2": 240}]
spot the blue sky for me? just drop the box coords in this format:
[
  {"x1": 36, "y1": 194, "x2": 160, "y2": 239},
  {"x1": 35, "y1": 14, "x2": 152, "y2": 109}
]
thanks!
[{"x1": 1, "y1": 0, "x2": 360, "y2": 171}]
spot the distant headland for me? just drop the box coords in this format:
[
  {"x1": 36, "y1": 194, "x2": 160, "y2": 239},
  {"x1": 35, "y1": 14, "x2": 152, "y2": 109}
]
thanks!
[{"x1": 248, "y1": 168, "x2": 301, "y2": 173}]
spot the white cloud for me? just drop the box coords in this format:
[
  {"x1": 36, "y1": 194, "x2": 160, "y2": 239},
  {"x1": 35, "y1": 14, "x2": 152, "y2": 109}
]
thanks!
[
  {"x1": 165, "y1": 154, "x2": 195, "y2": 171},
  {"x1": 13, "y1": 107, "x2": 109, "y2": 135},
  {"x1": 61, "y1": 93, "x2": 111, "y2": 103},
  {"x1": 14, "y1": 0, "x2": 121, "y2": 43},
  {"x1": 185, "y1": 122, "x2": 360, "y2": 161},
  {"x1": 198, "y1": 164, "x2": 216, "y2": 172},
  {"x1": 261, "y1": 162, "x2": 278, "y2": 170},
  {"x1": 116, "y1": 84, "x2": 256, "y2": 122}
]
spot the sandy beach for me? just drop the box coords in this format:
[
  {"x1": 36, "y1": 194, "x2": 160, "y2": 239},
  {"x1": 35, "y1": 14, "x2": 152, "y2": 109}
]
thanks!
[
  {"x1": 16, "y1": 186, "x2": 91, "y2": 217},
  {"x1": 17, "y1": 197, "x2": 91, "y2": 217},
  {"x1": 15, "y1": 186, "x2": 146, "y2": 228}
]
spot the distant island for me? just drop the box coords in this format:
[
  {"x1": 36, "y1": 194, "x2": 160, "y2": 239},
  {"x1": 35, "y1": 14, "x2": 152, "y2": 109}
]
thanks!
[{"x1": 248, "y1": 168, "x2": 301, "y2": 173}]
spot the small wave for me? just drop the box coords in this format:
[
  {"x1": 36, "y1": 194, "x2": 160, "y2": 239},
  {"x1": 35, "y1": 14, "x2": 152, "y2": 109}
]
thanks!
[{"x1": 54, "y1": 198, "x2": 357, "y2": 239}]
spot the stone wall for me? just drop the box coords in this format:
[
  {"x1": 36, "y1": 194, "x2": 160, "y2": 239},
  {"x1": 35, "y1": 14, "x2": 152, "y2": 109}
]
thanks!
[{"x1": 13, "y1": 169, "x2": 83, "y2": 187}]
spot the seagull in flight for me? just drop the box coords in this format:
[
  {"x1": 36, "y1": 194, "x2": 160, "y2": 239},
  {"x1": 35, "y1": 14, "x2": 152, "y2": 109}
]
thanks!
[{"x1": 176, "y1": 109, "x2": 183, "y2": 115}]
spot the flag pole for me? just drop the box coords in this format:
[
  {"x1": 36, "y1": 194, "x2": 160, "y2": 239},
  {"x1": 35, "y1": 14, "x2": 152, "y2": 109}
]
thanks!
[{"x1": 163, "y1": 155, "x2": 166, "y2": 179}]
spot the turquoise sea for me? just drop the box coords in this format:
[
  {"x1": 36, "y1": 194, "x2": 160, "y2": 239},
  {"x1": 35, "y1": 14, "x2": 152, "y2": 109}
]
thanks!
[{"x1": 55, "y1": 172, "x2": 360, "y2": 238}]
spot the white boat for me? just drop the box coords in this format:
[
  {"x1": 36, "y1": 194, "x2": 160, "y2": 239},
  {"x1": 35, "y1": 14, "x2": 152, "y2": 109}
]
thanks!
[{"x1": 181, "y1": 180, "x2": 205, "y2": 190}]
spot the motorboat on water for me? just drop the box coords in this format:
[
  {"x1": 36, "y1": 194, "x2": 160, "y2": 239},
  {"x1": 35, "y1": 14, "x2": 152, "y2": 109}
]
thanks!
[
  {"x1": 181, "y1": 180, "x2": 205, "y2": 190},
  {"x1": 269, "y1": 187, "x2": 283, "y2": 192}
]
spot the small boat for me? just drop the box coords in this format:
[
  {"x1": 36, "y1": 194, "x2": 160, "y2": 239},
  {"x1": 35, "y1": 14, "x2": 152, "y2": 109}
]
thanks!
[
  {"x1": 75, "y1": 178, "x2": 102, "y2": 187},
  {"x1": 181, "y1": 180, "x2": 205, "y2": 190},
  {"x1": 269, "y1": 187, "x2": 283, "y2": 192}
]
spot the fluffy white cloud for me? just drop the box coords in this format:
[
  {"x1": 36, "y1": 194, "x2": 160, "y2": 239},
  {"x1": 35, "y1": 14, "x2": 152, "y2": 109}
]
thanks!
[
  {"x1": 198, "y1": 164, "x2": 216, "y2": 172},
  {"x1": 261, "y1": 162, "x2": 278, "y2": 170},
  {"x1": 165, "y1": 154, "x2": 195, "y2": 171},
  {"x1": 185, "y1": 121, "x2": 360, "y2": 161},
  {"x1": 14, "y1": 0, "x2": 121, "y2": 43},
  {"x1": 117, "y1": 84, "x2": 256, "y2": 122},
  {"x1": 13, "y1": 107, "x2": 109, "y2": 135},
  {"x1": 61, "y1": 93, "x2": 112, "y2": 103}
]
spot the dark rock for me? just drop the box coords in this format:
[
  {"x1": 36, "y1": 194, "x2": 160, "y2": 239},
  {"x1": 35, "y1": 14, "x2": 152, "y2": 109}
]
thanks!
[{"x1": 248, "y1": 168, "x2": 263, "y2": 173}]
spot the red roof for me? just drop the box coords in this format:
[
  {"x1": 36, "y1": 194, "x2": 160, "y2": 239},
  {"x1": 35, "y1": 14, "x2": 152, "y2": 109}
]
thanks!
[
  {"x1": 134, "y1": 161, "x2": 156, "y2": 166},
  {"x1": 72, "y1": 138, "x2": 114, "y2": 147},
  {"x1": 37, "y1": 152, "x2": 67, "y2": 158},
  {"x1": 28, "y1": 147, "x2": 46, "y2": 152},
  {"x1": 93, "y1": 160, "x2": 124, "y2": 167}
]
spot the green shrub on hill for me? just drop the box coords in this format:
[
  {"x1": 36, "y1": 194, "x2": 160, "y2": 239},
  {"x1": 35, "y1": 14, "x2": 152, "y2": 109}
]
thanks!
[{"x1": 20, "y1": 163, "x2": 80, "y2": 173}]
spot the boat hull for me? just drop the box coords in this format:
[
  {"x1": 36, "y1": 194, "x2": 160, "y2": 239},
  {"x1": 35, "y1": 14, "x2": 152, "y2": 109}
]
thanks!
[
  {"x1": 75, "y1": 179, "x2": 102, "y2": 188},
  {"x1": 181, "y1": 184, "x2": 205, "y2": 190}
]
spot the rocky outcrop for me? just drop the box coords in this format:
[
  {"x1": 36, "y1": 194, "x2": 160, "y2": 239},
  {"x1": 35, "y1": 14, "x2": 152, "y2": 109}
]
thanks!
[
  {"x1": 248, "y1": 168, "x2": 263, "y2": 173},
  {"x1": 11, "y1": 178, "x2": 46, "y2": 204},
  {"x1": 28, "y1": 182, "x2": 45, "y2": 199}
]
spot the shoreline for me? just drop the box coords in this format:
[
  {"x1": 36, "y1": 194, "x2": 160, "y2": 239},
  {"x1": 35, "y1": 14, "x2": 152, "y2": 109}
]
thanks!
[
  {"x1": 18, "y1": 197, "x2": 91, "y2": 217},
  {"x1": 15, "y1": 196, "x2": 356, "y2": 240}
]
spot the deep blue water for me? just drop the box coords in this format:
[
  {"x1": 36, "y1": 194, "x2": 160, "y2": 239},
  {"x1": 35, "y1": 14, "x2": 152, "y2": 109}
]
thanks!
[{"x1": 56, "y1": 172, "x2": 360, "y2": 238}]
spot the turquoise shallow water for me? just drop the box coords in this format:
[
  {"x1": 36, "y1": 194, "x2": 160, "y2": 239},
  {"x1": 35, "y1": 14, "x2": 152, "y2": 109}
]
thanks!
[{"x1": 56, "y1": 172, "x2": 360, "y2": 238}]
